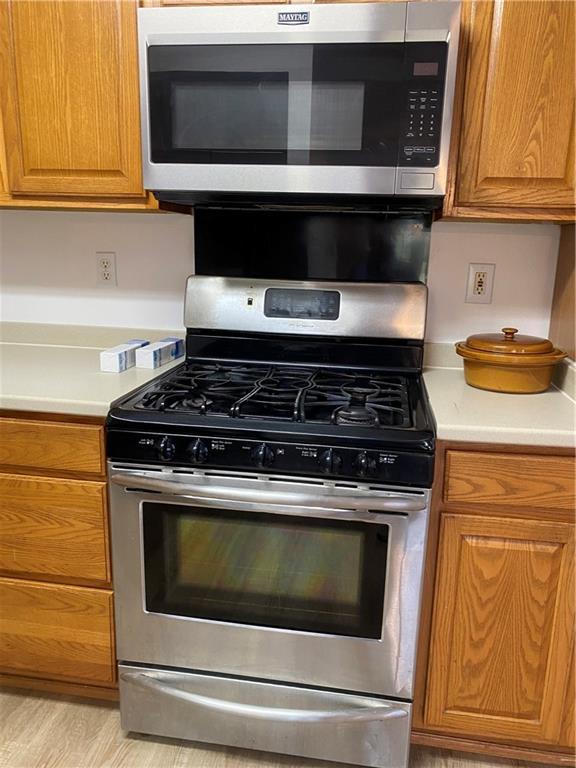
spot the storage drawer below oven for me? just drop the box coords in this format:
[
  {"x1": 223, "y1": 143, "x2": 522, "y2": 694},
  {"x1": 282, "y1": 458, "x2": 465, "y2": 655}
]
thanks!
[{"x1": 119, "y1": 664, "x2": 412, "y2": 768}]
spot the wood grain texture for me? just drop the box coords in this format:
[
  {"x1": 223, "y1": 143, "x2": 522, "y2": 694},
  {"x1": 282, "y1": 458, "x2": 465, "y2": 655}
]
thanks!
[
  {"x1": 0, "y1": 473, "x2": 110, "y2": 585},
  {"x1": 441, "y1": 204, "x2": 576, "y2": 223},
  {"x1": 0, "y1": 0, "x2": 143, "y2": 197},
  {"x1": 0, "y1": 410, "x2": 106, "y2": 427},
  {"x1": 444, "y1": 450, "x2": 575, "y2": 513},
  {"x1": 0, "y1": 673, "x2": 118, "y2": 701},
  {"x1": 411, "y1": 731, "x2": 575, "y2": 767},
  {"x1": 0, "y1": 418, "x2": 104, "y2": 476},
  {"x1": 455, "y1": 0, "x2": 575, "y2": 210},
  {"x1": 0, "y1": 109, "x2": 7, "y2": 196},
  {"x1": 0, "y1": 578, "x2": 115, "y2": 685},
  {"x1": 559, "y1": 650, "x2": 576, "y2": 748},
  {"x1": 425, "y1": 513, "x2": 575, "y2": 744},
  {"x1": 141, "y1": 0, "x2": 287, "y2": 5},
  {"x1": 0, "y1": 193, "x2": 158, "y2": 211},
  {"x1": 549, "y1": 225, "x2": 576, "y2": 360},
  {"x1": 0, "y1": 690, "x2": 544, "y2": 768}
]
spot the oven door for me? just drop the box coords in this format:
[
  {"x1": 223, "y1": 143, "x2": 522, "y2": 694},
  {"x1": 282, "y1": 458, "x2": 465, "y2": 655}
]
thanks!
[
  {"x1": 138, "y1": 3, "x2": 459, "y2": 196},
  {"x1": 109, "y1": 464, "x2": 430, "y2": 699}
]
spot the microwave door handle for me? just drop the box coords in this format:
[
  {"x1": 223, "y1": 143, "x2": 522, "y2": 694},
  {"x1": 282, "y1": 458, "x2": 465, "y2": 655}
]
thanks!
[
  {"x1": 110, "y1": 472, "x2": 426, "y2": 513},
  {"x1": 121, "y1": 672, "x2": 408, "y2": 724}
]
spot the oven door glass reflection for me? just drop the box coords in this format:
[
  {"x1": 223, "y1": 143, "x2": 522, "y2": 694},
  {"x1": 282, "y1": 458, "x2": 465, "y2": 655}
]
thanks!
[{"x1": 142, "y1": 503, "x2": 388, "y2": 638}]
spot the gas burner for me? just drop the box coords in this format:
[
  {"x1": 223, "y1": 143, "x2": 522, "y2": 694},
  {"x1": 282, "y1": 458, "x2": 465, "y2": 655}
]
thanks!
[
  {"x1": 334, "y1": 404, "x2": 380, "y2": 427},
  {"x1": 132, "y1": 362, "x2": 411, "y2": 429},
  {"x1": 341, "y1": 384, "x2": 381, "y2": 399}
]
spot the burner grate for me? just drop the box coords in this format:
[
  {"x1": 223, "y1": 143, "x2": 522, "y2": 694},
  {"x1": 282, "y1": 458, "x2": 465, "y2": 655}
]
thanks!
[{"x1": 133, "y1": 363, "x2": 411, "y2": 429}]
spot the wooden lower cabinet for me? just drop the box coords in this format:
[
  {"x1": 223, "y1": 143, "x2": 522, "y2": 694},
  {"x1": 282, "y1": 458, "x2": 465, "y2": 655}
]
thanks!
[
  {"x1": 426, "y1": 513, "x2": 574, "y2": 744},
  {"x1": 0, "y1": 473, "x2": 110, "y2": 585},
  {"x1": 415, "y1": 442, "x2": 576, "y2": 765},
  {"x1": 0, "y1": 578, "x2": 115, "y2": 686},
  {"x1": 0, "y1": 413, "x2": 116, "y2": 698},
  {"x1": 0, "y1": 417, "x2": 105, "y2": 476},
  {"x1": 444, "y1": 450, "x2": 575, "y2": 512}
]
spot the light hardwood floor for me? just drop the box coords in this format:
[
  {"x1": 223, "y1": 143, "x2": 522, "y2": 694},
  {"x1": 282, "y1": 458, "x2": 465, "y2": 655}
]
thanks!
[{"x1": 0, "y1": 690, "x2": 529, "y2": 768}]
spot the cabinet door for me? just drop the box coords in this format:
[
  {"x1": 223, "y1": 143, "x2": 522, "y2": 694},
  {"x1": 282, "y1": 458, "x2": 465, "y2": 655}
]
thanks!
[
  {"x1": 0, "y1": 0, "x2": 143, "y2": 197},
  {"x1": 455, "y1": 0, "x2": 575, "y2": 210},
  {"x1": 425, "y1": 514, "x2": 574, "y2": 745},
  {"x1": 0, "y1": 577, "x2": 115, "y2": 685}
]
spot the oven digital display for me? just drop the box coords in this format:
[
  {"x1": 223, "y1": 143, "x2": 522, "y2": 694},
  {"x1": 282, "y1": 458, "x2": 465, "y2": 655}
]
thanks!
[{"x1": 264, "y1": 288, "x2": 341, "y2": 320}]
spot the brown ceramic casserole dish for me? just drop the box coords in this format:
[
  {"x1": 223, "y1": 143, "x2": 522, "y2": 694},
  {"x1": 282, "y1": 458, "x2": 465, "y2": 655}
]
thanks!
[{"x1": 455, "y1": 327, "x2": 567, "y2": 394}]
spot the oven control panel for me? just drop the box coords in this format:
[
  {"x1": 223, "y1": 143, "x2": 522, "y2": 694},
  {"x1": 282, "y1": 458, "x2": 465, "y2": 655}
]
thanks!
[{"x1": 108, "y1": 431, "x2": 434, "y2": 487}]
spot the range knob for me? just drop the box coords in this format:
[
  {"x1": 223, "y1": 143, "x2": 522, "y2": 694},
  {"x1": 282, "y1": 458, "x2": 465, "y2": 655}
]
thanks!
[
  {"x1": 318, "y1": 448, "x2": 343, "y2": 475},
  {"x1": 187, "y1": 438, "x2": 208, "y2": 465},
  {"x1": 354, "y1": 451, "x2": 377, "y2": 478},
  {"x1": 157, "y1": 436, "x2": 176, "y2": 461},
  {"x1": 251, "y1": 443, "x2": 275, "y2": 469}
]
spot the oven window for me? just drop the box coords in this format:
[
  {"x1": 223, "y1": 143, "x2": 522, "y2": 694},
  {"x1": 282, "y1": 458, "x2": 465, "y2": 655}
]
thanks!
[
  {"x1": 142, "y1": 503, "x2": 388, "y2": 638},
  {"x1": 147, "y1": 42, "x2": 447, "y2": 167}
]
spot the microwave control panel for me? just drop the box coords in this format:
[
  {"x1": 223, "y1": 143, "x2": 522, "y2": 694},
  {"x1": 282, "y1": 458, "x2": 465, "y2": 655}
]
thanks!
[
  {"x1": 401, "y1": 88, "x2": 443, "y2": 166},
  {"x1": 399, "y1": 45, "x2": 447, "y2": 168}
]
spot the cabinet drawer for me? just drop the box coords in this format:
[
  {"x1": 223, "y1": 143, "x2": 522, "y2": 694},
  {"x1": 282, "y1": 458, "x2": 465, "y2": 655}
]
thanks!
[
  {"x1": 0, "y1": 418, "x2": 104, "y2": 475},
  {"x1": 445, "y1": 451, "x2": 575, "y2": 512},
  {"x1": 0, "y1": 474, "x2": 109, "y2": 585},
  {"x1": 0, "y1": 578, "x2": 115, "y2": 686}
]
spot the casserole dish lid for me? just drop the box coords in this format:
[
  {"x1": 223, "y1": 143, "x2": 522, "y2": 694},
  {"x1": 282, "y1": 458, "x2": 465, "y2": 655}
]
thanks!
[{"x1": 464, "y1": 327, "x2": 554, "y2": 355}]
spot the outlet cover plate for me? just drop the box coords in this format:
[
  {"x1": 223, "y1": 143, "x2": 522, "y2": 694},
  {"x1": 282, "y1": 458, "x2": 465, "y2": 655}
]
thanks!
[
  {"x1": 465, "y1": 262, "x2": 495, "y2": 304},
  {"x1": 96, "y1": 251, "x2": 117, "y2": 286}
]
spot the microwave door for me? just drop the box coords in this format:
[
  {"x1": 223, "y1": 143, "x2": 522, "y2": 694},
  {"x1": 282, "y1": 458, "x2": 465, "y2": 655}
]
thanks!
[
  {"x1": 148, "y1": 45, "x2": 315, "y2": 166},
  {"x1": 144, "y1": 41, "x2": 406, "y2": 195}
]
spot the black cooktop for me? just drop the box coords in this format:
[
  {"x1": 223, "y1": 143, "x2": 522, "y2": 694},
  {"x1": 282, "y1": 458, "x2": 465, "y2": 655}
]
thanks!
[
  {"x1": 131, "y1": 362, "x2": 411, "y2": 429},
  {"x1": 107, "y1": 334, "x2": 436, "y2": 486}
]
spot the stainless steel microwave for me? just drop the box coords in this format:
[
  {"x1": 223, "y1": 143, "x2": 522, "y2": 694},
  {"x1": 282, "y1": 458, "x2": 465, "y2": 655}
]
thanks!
[{"x1": 138, "y1": 2, "x2": 460, "y2": 198}]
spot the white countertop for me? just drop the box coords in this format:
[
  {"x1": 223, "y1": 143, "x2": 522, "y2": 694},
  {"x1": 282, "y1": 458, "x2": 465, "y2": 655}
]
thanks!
[
  {"x1": 0, "y1": 323, "x2": 183, "y2": 417},
  {"x1": 1, "y1": 323, "x2": 574, "y2": 447},
  {"x1": 423, "y1": 367, "x2": 575, "y2": 447}
]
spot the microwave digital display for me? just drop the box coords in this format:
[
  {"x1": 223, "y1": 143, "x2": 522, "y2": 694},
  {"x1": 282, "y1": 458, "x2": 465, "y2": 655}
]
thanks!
[{"x1": 413, "y1": 62, "x2": 439, "y2": 76}]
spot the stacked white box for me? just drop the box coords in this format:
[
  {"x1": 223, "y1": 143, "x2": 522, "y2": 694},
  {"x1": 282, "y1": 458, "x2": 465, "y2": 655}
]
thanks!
[
  {"x1": 100, "y1": 340, "x2": 150, "y2": 373},
  {"x1": 135, "y1": 337, "x2": 185, "y2": 369}
]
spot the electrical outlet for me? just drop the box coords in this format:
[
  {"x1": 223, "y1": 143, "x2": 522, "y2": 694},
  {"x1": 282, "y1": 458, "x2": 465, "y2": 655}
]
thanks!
[
  {"x1": 465, "y1": 263, "x2": 495, "y2": 304},
  {"x1": 96, "y1": 251, "x2": 117, "y2": 286}
]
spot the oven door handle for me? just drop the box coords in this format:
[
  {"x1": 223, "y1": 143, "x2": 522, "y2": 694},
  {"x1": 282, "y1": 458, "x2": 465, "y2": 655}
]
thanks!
[
  {"x1": 110, "y1": 472, "x2": 426, "y2": 513},
  {"x1": 121, "y1": 672, "x2": 409, "y2": 723}
]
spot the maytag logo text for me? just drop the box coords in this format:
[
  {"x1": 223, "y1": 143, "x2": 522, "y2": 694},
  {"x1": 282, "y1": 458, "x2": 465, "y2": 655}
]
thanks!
[{"x1": 278, "y1": 11, "x2": 310, "y2": 25}]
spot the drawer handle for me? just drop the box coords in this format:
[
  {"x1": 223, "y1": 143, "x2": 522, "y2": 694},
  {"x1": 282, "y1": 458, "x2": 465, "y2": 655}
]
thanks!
[{"x1": 121, "y1": 672, "x2": 408, "y2": 724}]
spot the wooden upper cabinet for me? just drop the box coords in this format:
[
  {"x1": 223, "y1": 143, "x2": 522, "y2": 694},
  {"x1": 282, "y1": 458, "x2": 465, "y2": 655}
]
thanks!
[
  {"x1": 425, "y1": 513, "x2": 575, "y2": 745},
  {"x1": 0, "y1": 0, "x2": 143, "y2": 197},
  {"x1": 448, "y1": 0, "x2": 575, "y2": 218}
]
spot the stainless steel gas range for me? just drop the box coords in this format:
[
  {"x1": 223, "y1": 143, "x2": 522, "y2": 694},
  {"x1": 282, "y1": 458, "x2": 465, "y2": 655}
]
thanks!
[{"x1": 106, "y1": 276, "x2": 435, "y2": 768}]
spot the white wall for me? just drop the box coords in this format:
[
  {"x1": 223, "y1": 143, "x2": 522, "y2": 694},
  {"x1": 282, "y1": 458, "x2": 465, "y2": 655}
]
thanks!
[
  {"x1": 427, "y1": 221, "x2": 559, "y2": 341},
  {"x1": 0, "y1": 210, "x2": 559, "y2": 340},
  {"x1": 0, "y1": 211, "x2": 194, "y2": 330}
]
